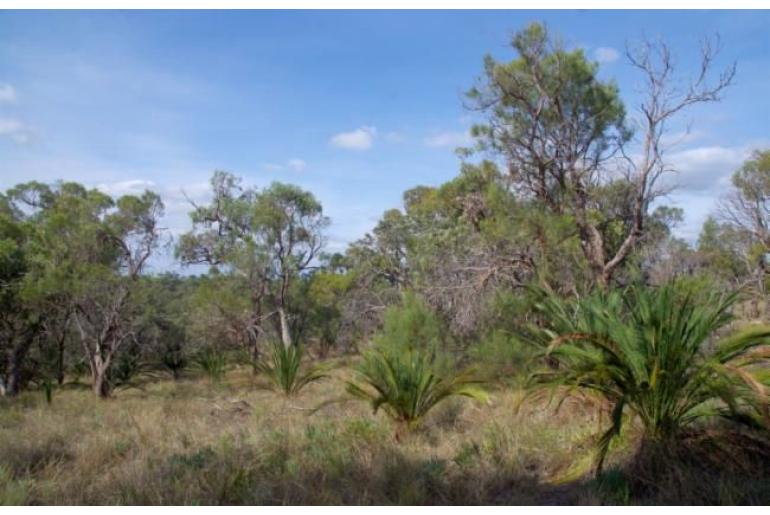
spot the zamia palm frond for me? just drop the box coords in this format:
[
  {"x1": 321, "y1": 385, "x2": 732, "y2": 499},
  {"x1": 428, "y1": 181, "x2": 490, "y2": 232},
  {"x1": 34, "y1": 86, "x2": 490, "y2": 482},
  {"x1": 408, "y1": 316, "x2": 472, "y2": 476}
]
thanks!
[
  {"x1": 526, "y1": 282, "x2": 770, "y2": 475},
  {"x1": 346, "y1": 348, "x2": 489, "y2": 437},
  {"x1": 255, "y1": 342, "x2": 329, "y2": 396}
]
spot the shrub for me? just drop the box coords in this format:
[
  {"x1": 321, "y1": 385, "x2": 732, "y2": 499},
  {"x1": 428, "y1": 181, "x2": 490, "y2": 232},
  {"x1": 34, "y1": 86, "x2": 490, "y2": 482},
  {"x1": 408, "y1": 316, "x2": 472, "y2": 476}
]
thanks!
[
  {"x1": 469, "y1": 329, "x2": 534, "y2": 383},
  {"x1": 375, "y1": 293, "x2": 447, "y2": 361},
  {"x1": 526, "y1": 281, "x2": 770, "y2": 474},
  {"x1": 346, "y1": 347, "x2": 488, "y2": 438},
  {"x1": 193, "y1": 347, "x2": 227, "y2": 383},
  {"x1": 255, "y1": 342, "x2": 328, "y2": 396}
]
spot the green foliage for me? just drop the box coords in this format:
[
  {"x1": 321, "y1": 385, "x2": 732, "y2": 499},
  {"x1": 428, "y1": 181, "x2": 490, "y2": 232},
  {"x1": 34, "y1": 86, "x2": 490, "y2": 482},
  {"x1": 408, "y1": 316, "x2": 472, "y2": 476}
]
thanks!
[
  {"x1": 732, "y1": 149, "x2": 770, "y2": 202},
  {"x1": 0, "y1": 467, "x2": 30, "y2": 505},
  {"x1": 469, "y1": 330, "x2": 533, "y2": 384},
  {"x1": 375, "y1": 293, "x2": 447, "y2": 359},
  {"x1": 526, "y1": 281, "x2": 770, "y2": 474},
  {"x1": 466, "y1": 22, "x2": 629, "y2": 199},
  {"x1": 255, "y1": 342, "x2": 329, "y2": 396},
  {"x1": 697, "y1": 216, "x2": 748, "y2": 284},
  {"x1": 346, "y1": 347, "x2": 488, "y2": 435},
  {"x1": 193, "y1": 347, "x2": 228, "y2": 383}
]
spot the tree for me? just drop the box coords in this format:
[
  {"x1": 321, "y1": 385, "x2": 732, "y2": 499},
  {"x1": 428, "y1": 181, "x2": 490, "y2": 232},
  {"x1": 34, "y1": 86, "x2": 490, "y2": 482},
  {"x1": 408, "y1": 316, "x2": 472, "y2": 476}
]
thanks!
[
  {"x1": 178, "y1": 171, "x2": 328, "y2": 349},
  {"x1": 717, "y1": 150, "x2": 770, "y2": 310},
  {"x1": 253, "y1": 182, "x2": 328, "y2": 347},
  {"x1": 467, "y1": 22, "x2": 735, "y2": 288},
  {"x1": 0, "y1": 192, "x2": 37, "y2": 396},
  {"x1": 15, "y1": 181, "x2": 164, "y2": 397}
]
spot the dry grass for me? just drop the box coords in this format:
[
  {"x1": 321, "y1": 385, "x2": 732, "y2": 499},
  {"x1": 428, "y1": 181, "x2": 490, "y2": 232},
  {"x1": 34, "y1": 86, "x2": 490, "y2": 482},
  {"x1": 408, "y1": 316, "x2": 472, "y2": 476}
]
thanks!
[{"x1": 0, "y1": 362, "x2": 768, "y2": 505}]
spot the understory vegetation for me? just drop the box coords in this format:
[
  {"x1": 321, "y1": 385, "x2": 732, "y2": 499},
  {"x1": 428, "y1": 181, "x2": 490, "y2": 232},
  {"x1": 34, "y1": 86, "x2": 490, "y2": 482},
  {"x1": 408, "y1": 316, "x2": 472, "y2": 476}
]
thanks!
[{"x1": 2, "y1": 22, "x2": 770, "y2": 505}]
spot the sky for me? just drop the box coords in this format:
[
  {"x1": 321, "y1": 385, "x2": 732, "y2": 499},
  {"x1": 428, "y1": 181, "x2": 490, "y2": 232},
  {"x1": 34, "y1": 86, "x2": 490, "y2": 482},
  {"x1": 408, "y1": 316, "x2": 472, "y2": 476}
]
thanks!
[{"x1": 1, "y1": 10, "x2": 769, "y2": 273}]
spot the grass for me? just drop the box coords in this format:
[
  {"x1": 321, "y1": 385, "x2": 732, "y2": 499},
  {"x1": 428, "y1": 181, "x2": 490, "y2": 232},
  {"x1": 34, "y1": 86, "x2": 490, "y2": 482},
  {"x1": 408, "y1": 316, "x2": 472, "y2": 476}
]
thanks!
[{"x1": 0, "y1": 363, "x2": 768, "y2": 505}]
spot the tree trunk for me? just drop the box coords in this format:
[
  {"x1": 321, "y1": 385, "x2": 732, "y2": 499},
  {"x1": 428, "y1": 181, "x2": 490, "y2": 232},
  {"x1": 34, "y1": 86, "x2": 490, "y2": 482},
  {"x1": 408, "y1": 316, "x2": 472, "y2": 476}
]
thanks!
[
  {"x1": 3, "y1": 336, "x2": 33, "y2": 397},
  {"x1": 278, "y1": 306, "x2": 292, "y2": 348},
  {"x1": 90, "y1": 350, "x2": 113, "y2": 398},
  {"x1": 57, "y1": 333, "x2": 66, "y2": 385},
  {"x1": 247, "y1": 332, "x2": 260, "y2": 375},
  {"x1": 92, "y1": 365, "x2": 111, "y2": 398}
]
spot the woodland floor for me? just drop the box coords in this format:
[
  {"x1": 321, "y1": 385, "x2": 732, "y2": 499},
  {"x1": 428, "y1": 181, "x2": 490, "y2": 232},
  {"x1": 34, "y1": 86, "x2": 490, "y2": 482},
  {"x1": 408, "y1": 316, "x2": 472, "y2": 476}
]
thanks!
[{"x1": 1, "y1": 361, "x2": 768, "y2": 505}]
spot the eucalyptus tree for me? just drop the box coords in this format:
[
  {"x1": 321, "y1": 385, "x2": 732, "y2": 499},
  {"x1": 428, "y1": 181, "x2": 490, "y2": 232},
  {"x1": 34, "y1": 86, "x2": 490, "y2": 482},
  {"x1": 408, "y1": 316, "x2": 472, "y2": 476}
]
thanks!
[
  {"x1": 13, "y1": 181, "x2": 164, "y2": 397},
  {"x1": 177, "y1": 171, "x2": 328, "y2": 349},
  {"x1": 466, "y1": 22, "x2": 735, "y2": 288},
  {"x1": 717, "y1": 150, "x2": 770, "y2": 309},
  {"x1": 0, "y1": 192, "x2": 37, "y2": 396}
]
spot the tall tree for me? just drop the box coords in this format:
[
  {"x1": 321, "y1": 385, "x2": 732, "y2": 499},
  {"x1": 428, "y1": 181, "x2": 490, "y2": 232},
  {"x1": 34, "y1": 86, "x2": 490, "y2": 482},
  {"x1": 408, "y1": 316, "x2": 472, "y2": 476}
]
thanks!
[
  {"x1": 15, "y1": 182, "x2": 163, "y2": 397},
  {"x1": 467, "y1": 22, "x2": 735, "y2": 287},
  {"x1": 178, "y1": 171, "x2": 328, "y2": 349},
  {"x1": 717, "y1": 149, "x2": 770, "y2": 311},
  {"x1": 0, "y1": 192, "x2": 37, "y2": 396}
]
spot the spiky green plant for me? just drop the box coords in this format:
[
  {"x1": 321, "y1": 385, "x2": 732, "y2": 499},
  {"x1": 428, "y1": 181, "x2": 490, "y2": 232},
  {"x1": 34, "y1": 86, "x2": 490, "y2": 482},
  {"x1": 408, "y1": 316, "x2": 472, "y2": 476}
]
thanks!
[
  {"x1": 194, "y1": 348, "x2": 227, "y2": 383},
  {"x1": 526, "y1": 282, "x2": 770, "y2": 474},
  {"x1": 346, "y1": 348, "x2": 489, "y2": 437},
  {"x1": 255, "y1": 342, "x2": 329, "y2": 396}
]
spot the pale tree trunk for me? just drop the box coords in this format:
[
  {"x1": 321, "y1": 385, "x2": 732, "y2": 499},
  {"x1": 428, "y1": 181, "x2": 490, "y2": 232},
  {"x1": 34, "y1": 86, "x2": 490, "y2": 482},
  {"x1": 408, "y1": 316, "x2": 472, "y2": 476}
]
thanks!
[
  {"x1": 90, "y1": 352, "x2": 113, "y2": 398},
  {"x1": 278, "y1": 306, "x2": 292, "y2": 348},
  {"x1": 74, "y1": 310, "x2": 120, "y2": 399},
  {"x1": 91, "y1": 369, "x2": 110, "y2": 397}
]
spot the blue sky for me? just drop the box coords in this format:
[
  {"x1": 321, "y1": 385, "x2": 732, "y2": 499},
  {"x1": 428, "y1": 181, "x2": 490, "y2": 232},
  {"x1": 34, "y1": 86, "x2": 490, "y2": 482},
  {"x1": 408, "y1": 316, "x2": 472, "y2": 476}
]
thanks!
[{"x1": 1, "y1": 10, "x2": 769, "y2": 272}]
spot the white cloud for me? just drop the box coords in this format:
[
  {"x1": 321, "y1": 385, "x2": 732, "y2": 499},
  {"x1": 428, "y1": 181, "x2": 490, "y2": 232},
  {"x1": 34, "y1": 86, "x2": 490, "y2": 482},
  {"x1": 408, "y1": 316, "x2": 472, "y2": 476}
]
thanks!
[
  {"x1": 262, "y1": 158, "x2": 307, "y2": 172},
  {"x1": 330, "y1": 126, "x2": 377, "y2": 150},
  {"x1": 384, "y1": 131, "x2": 405, "y2": 143},
  {"x1": 593, "y1": 47, "x2": 620, "y2": 64},
  {"x1": 96, "y1": 179, "x2": 156, "y2": 197},
  {"x1": 659, "y1": 144, "x2": 764, "y2": 244},
  {"x1": 0, "y1": 118, "x2": 30, "y2": 144},
  {"x1": 660, "y1": 129, "x2": 706, "y2": 149},
  {"x1": 287, "y1": 158, "x2": 306, "y2": 172},
  {"x1": 424, "y1": 131, "x2": 472, "y2": 148},
  {"x1": 261, "y1": 163, "x2": 283, "y2": 172},
  {"x1": 0, "y1": 84, "x2": 16, "y2": 103},
  {"x1": 666, "y1": 145, "x2": 751, "y2": 193}
]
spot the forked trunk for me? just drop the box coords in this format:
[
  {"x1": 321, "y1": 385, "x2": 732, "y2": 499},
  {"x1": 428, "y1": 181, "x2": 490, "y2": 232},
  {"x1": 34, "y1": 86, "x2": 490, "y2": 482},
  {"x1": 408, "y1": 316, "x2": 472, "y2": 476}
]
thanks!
[{"x1": 92, "y1": 367, "x2": 111, "y2": 398}]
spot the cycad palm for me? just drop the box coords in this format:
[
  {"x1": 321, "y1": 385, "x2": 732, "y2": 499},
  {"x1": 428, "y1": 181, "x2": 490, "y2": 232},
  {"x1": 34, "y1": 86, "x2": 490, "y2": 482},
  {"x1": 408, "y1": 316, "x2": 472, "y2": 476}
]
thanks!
[
  {"x1": 346, "y1": 348, "x2": 488, "y2": 437},
  {"x1": 527, "y1": 282, "x2": 770, "y2": 474},
  {"x1": 256, "y1": 342, "x2": 328, "y2": 396}
]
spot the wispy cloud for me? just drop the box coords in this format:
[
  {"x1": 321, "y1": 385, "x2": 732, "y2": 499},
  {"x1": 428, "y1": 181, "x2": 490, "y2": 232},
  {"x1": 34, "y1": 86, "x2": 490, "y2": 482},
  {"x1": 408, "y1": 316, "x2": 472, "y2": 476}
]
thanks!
[
  {"x1": 424, "y1": 130, "x2": 471, "y2": 148},
  {"x1": 261, "y1": 158, "x2": 307, "y2": 172},
  {"x1": 330, "y1": 126, "x2": 377, "y2": 150},
  {"x1": 666, "y1": 144, "x2": 751, "y2": 193},
  {"x1": 384, "y1": 131, "x2": 405, "y2": 143},
  {"x1": 0, "y1": 118, "x2": 30, "y2": 144},
  {"x1": 96, "y1": 179, "x2": 156, "y2": 197},
  {"x1": 287, "y1": 158, "x2": 306, "y2": 172},
  {"x1": 593, "y1": 47, "x2": 620, "y2": 64},
  {"x1": 0, "y1": 83, "x2": 16, "y2": 103}
]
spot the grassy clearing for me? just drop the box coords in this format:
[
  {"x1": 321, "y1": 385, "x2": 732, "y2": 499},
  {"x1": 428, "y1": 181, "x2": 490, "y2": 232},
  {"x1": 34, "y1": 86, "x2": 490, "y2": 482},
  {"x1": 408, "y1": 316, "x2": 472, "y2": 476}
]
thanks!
[{"x1": 0, "y1": 364, "x2": 768, "y2": 505}]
